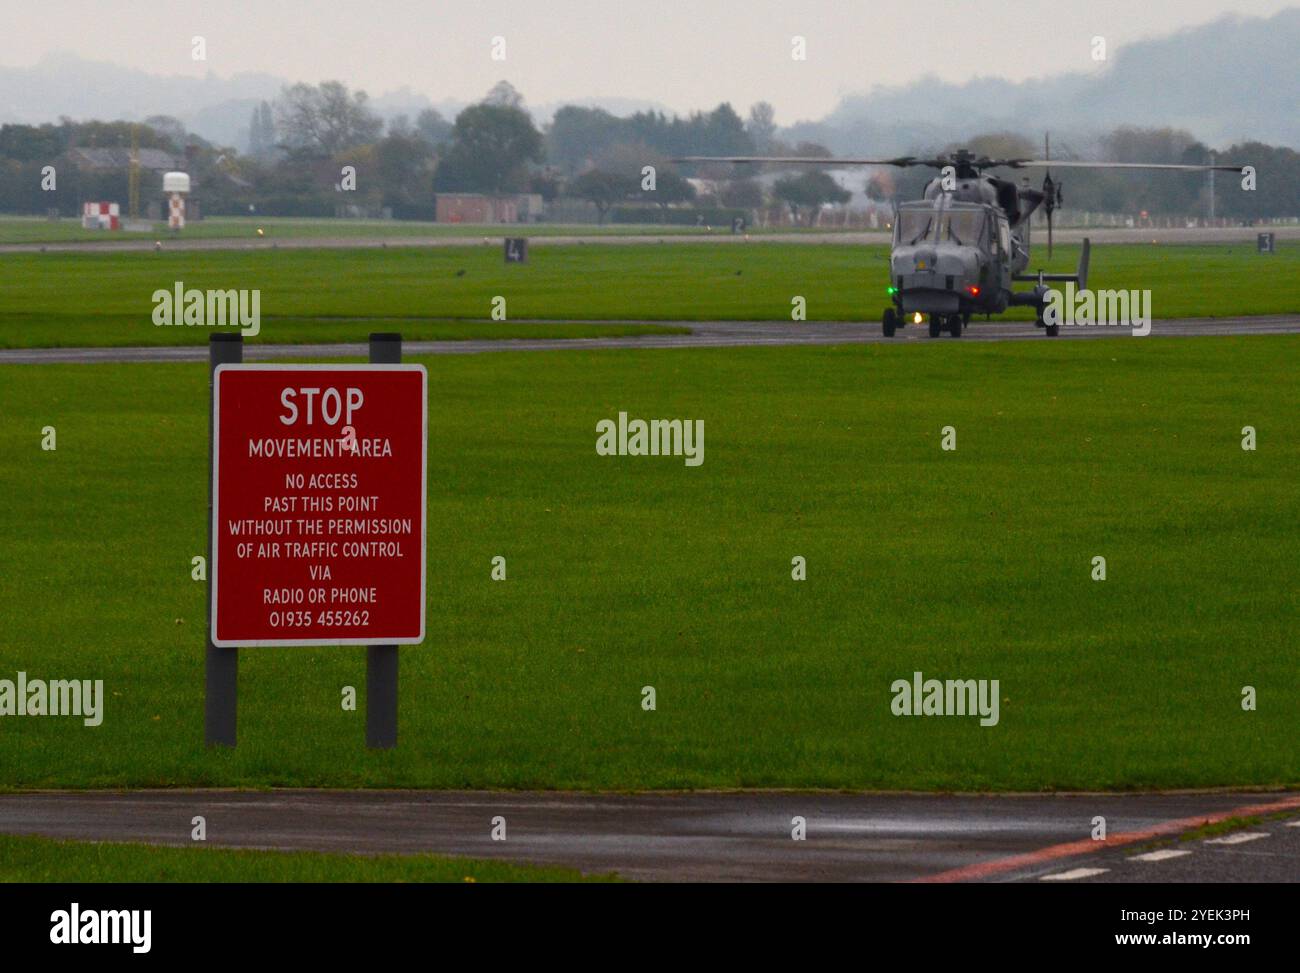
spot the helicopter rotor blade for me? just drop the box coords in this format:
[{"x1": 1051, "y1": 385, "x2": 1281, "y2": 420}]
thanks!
[
  {"x1": 1005, "y1": 160, "x2": 1241, "y2": 172},
  {"x1": 671, "y1": 155, "x2": 925, "y2": 167}
]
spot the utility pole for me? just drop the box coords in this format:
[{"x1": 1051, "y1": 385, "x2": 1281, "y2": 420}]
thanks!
[
  {"x1": 128, "y1": 124, "x2": 140, "y2": 221},
  {"x1": 1208, "y1": 151, "x2": 1216, "y2": 224}
]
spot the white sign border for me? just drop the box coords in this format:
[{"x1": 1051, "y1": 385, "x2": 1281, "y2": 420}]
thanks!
[{"x1": 211, "y1": 363, "x2": 428, "y2": 648}]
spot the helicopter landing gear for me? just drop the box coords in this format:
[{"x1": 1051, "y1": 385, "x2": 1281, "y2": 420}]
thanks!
[
  {"x1": 1035, "y1": 304, "x2": 1060, "y2": 336},
  {"x1": 947, "y1": 314, "x2": 963, "y2": 338},
  {"x1": 882, "y1": 307, "x2": 898, "y2": 337},
  {"x1": 928, "y1": 317, "x2": 942, "y2": 338}
]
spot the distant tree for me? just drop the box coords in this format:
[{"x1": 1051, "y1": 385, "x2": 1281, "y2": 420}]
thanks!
[
  {"x1": 865, "y1": 172, "x2": 893, "y2": 202},
  {"x1": 720, "y1": 178, "x2": 764, "y2": 209},
  {"x1": 275, "y1": 81, "x2": 383, "y2": 155},
  {"x1": 696, "y1": 103, "x2": 753, "y2": 156},
  {"x1": 374, "y1": 132, "x2": 436, "y2": 206},
  {"x1": 791, "y1": 141, "x2": 832, "y2": 160},
  {"x1": 545, "y1": 102, "x2": 756, "y2": 175},
  {"x1": 247, "y1": 103, "x2": 278, "y2": 157},
  {"x1": 1215, "y1": 141, "x2": 1299, "y2": 222},
  {"x1": 529, "y1": 169, "x2": 562, "y2": 201},
  {"x1": 256, "y1": 102, "x2": 276, "y2": 155},
  {"x1": 568, "y1": 169, "x2": 638, "y2": 223},
  {"x1": 546, "y1": 106, "x2": 624, "y2": 171},
  {"x1": 248, "y1": 105, "x2": 265, "y2": 156},
  {"x1": 643, "y1": 169, "x2": 696, "y2": 211},
  {"x1": 433, "y1": 102, "x2": 544, "y2": 193},
  {"x1": 746, "y1": 102, "x2": 777, "y2": 152},
  {"x1": 484, "y1": 80, "x2": 525, "y2": 109},
  {"x1": 414, "y1": 108, "x2": 453, "y2": 147},
  {"x1": 773, "y1": 170, "x2": 849, "y2": 224},
  {"x1": 143, "y1": 115, "x2": 187, "y2": 152},
  {"x1": 0, "y1": 123, "x2": 65, "y2": 161},
  {"x1": 958, "y1": 132, "x2": 1036, "y2": 162}
]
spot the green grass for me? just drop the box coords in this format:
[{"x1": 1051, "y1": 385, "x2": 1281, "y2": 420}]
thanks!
[
  {"x1": 1, "y1": 242, "x2": 1295, "y2": 349},
  {"x1": 0, "y1": 214, "x2": 857, "y2": 245},
  {"x1": 1128, "y1": 810, "x2": 1299, "y2": 854},
  {"x1": 0, "y1": 834, "x2": 613, "y2": 882},
  {"x1": 1, "y1": 338, "x2": 1297, "y2": 791}
]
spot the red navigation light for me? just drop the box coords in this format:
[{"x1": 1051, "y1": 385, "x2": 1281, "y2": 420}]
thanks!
[{"x1": 967, "y1": 285, "x2": 980, "y2": 296}]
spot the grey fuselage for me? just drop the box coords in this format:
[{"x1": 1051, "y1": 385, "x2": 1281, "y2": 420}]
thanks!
[{"x1": 889, "y1": 173, "x2": 1042, "y2": 317}]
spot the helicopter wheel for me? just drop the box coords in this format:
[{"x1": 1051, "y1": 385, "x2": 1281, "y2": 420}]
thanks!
[
  {"x1": 1045, "y1": 323, "x2": 1060, "y2": 337},
  {"x1": 882, "y1": 307, "x2": 898, "y2": 337},
  {"x1": 928, "y1": 317, "x2": 942, "y2": 338},
  {"x1": 947, "y1": 314, "x2": 963, "y2": 338}
]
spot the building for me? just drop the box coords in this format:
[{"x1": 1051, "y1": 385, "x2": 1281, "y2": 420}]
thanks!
[
  {"x1": 61, "y1": 147, "x2": 180, "y2": 173},
  {"x1": 434, "y1": 193, "x2": 542, "y2": 223}
]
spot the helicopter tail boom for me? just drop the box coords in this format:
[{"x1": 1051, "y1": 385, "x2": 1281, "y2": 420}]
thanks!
[{"x1": 1013, "y1": 238, "x2": 1091, "y2": 290}]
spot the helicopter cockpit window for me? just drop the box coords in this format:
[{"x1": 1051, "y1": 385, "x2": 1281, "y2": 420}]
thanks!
[
  {"x1": 938, "y1": 210, "x2": 985, "y2": 246},
  {"x1": 896, "y1": 210, "x2": 933, "y2": 245}
]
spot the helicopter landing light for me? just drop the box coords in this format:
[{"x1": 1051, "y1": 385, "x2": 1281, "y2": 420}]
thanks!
[{"x1": 913, "y1": 312, "x2": 923, "y2": 325}]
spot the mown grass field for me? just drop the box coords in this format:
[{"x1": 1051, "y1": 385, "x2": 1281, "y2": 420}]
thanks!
[
  {"x1": 1, "y1": 338, "x2": 1296, "y2": 791},
  {"x1": 0, "y1": 834, "x2": 611, "y2": 882},
  {"x1": 1, "y1": 242, "x2": 1296, "y2": 348}
]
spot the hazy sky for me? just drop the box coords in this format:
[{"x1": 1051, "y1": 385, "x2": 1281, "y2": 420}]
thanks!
[{"x1": 4, "y1": 1, "x2": 1294, "y2": 121}]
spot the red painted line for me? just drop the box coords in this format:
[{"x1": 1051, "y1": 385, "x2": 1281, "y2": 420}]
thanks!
[{"x1": 914, "y1": 794, "x2": 1300, "y2": 883}]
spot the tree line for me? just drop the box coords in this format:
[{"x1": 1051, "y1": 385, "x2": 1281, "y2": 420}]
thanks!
[{"x1": 0, "y1": 81, "x2": 1295, "y2": 222}]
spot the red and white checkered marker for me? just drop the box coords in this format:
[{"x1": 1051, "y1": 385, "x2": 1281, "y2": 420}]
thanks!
[
  {"x1": 81, "y1": 202, "x2": 120, "y2": 230},
  {"x1": 168, "y1": 193, "x2": 185, "y2": 229}
]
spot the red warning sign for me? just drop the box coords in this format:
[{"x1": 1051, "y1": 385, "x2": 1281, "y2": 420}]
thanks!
[{"x1": 211, "y1": 364, "x2": 427, "y2": 646}]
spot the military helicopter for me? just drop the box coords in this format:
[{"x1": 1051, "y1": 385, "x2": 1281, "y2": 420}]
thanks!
[{"x1": 676, "y1": 145, "x2": 1241, "y2": 337}]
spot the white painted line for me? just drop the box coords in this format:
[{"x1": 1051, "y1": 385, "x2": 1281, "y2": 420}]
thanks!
[
  {"x1": 1040, "y1": 867, "x2": 1109, "y2": 881},
  {"x1": 1130, "y1": 849, "x2": 1193, "y2": 863},
  {"x1": 1204, "y1": 832, "x2": 1269, "y2": 845},
  {"x1": 1285, "y1": 820, "x2": 1300, "y2": 828}
]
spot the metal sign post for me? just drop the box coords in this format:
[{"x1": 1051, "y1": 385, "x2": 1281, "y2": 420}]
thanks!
[
  {"x1": 367, "y1": 332, "x2": 402, "y2": 749},
  {"x1": 206, "y1": 334, "x2": 242, "y2": 747}
]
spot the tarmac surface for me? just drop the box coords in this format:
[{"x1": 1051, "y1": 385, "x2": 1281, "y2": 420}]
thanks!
[
  {"x1": 1, "y1": 224, "x2": 1296, "y2": 254},
  {"x1": 1, "y1": 789, "x2": 1297, "y2": 882},
  {"x1": 2, "y1": 315, "x2": 1298, "y2": 365}
]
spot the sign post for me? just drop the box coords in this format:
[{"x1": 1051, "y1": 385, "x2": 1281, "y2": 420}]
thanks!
[
  {"x1": 207, "y1": 335, "x2": 426, "y2": 748},
  {"x1": 367, "y1": 333, "x2": 402, "y2": 749},
  {"x1": 206, "y1": 334, "x2": 243, "y2": 747}
]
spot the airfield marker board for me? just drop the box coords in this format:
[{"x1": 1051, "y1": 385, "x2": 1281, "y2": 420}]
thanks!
[{"x1": 210, "y1": 362, "x2": 427, "y2": 648}]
